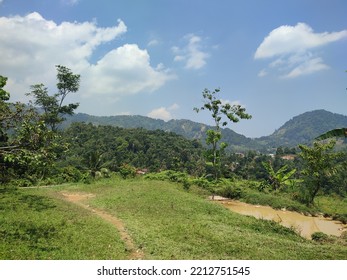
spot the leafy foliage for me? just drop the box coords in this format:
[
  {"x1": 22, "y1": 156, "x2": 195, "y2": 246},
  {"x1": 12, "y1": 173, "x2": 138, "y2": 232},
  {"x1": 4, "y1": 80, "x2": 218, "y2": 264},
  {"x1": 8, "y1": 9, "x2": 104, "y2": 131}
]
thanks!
[
  {"x1": 262, "y1": 161, "x2": 296, "y2": 191},
  {"x1": 1, "y1": 76, "x2": 57, "y2": 184},
  {"x1": 1, "y1": 66, "x2": 80, "y2": 185},
  {"x1": 27, "y1": 65, "x2": 80, "y2": 132},
  {"x1": 315, "y1": 128, "x2": 347, "y2": 141},
  {"x1": 119, "y1": 163, "x2": 136, "y2": 179},
  {"x1": 298, "y1": 141, "x2": 343, "y2": 205},
  {"x1": 59, "y1": 122, "x2": 204, "y2": 176},
  {"x1": 194, "y1": 88, "x2": 251, "y2": 180}
]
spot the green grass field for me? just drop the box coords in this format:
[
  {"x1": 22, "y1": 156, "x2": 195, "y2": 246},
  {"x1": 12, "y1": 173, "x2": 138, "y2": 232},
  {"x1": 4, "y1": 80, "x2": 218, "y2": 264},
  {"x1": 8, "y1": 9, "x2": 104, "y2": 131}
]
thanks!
[{"x1": 1, "y1": 178, "x2": 346, "y2": 260}]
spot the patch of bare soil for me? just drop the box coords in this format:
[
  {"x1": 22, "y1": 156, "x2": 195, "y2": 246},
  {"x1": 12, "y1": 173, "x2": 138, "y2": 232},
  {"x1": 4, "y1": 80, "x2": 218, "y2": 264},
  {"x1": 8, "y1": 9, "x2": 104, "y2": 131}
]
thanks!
[{"x1": 60, "y1": 192, "x2": 144, "y2": 260}]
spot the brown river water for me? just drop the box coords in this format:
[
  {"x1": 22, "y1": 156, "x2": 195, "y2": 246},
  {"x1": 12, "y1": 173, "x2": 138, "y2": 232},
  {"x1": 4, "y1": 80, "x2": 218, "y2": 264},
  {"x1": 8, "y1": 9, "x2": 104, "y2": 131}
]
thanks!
[{"x1": 212, "y1": 197, "x2": 346, "y2": 239}]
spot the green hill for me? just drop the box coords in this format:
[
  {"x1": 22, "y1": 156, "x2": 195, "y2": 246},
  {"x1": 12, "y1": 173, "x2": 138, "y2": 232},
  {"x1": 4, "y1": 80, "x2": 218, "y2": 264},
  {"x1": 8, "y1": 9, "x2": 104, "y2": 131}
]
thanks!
[
  {"x1": 63, "y1": 113, "x2": 262, "y2": 151},
  {"x1": 63, "y1": 109, "x2": 347, "y2": 152},
  {"x1": 258, "y1": 110, "x2": 347, "y2": 148}
]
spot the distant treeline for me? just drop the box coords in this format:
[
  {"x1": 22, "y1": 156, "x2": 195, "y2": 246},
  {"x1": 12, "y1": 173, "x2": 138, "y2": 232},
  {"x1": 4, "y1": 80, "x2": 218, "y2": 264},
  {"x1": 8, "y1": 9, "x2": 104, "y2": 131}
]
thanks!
[{"x1": 58, "y1": 122, "x2": 205, "y2": 175}]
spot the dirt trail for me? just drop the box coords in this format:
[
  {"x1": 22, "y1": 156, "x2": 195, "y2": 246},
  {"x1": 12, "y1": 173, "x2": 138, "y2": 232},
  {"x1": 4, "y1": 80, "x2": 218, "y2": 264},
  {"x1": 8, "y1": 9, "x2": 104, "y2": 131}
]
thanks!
[{"x1": 60, "y1": 192, "x2": 144, "y2": 260}]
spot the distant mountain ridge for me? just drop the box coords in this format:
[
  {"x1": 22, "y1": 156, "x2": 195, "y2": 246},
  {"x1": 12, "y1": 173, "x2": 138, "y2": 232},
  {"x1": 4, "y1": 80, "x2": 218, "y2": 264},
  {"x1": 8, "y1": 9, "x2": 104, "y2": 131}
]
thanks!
[
  {"x1": 63, "y1": 109, "x2": 347, "y2": 152},
  {"x1": 258, "y1": 110, "x2": 347, "y2": 148}
]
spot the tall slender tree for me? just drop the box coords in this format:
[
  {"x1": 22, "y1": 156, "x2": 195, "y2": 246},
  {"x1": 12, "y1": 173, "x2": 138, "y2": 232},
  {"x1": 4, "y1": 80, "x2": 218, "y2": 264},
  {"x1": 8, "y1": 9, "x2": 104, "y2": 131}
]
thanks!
[{"x1": 194, "y1": 88, "x2": 251, "y2": 180}]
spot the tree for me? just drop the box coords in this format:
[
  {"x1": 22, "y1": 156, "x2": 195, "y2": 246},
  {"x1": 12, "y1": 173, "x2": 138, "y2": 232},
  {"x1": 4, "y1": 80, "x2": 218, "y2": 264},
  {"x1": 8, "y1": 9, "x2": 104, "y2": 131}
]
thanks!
[
  {"x1": 27, "y1": 65, "x2": 80, "y2": 131},
  {"x1": 298, "y1": 140, "x2": 341, "y2": 205},
  {"x1": 83, "y1": 150, "x2": 106, "y2": 178},
  {"x1": 0, "y1": 76, "x2": 56, "y2": 184},
  {"x1": 194, "y1": 88, "x2": 251, "y2": 180},
  {"x1": 0, "y1": 76, "x2": 11, "y2": 144}
]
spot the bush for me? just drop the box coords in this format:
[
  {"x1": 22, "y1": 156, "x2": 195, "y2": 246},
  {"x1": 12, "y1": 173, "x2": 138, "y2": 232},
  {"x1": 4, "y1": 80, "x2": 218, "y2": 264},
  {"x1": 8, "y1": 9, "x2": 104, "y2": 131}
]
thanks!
[
  {"x1": 311, "y1": 232, "x2": 329, "y2": 242},
  {"x1": 144, "y1": 170, "x2": 192, "y2": 190},
  {"x1": 332, "y1": 213, "x2": 347, "y2": 224},
  {"x1": 182, "y1": 178, "x2": 191, "y2": 191},
  {"x1": 220, "y1": 185, "x2": 243, "y2": 199},
  {"x1": 60, "y1": 166, "x2": 83, "y2": 182},
  {"x1": 257, "y1": 180, "x2": 271, "y2": 193},
  {"x1": 119, "y1": 163, "x2": 136, "y2": 179},
  {"x1": 145, "y1": 170, "x2": 188, "y2": 183},
  {"x1": 9, "y1": 179, "x2": 33, "y2": 188},
  {"x1": 100, "y1": 168, "x2": 111, "y2": 178},
  {"x1": 191, "y1": 177, "x2": 211, "y2": 189}
]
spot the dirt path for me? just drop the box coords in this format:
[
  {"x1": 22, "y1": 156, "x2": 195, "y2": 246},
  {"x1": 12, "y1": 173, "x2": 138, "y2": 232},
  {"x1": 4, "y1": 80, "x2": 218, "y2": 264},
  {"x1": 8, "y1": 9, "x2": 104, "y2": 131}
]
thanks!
[{"x1": 60, "y1": 192, "x2": 144, "y2": 260}]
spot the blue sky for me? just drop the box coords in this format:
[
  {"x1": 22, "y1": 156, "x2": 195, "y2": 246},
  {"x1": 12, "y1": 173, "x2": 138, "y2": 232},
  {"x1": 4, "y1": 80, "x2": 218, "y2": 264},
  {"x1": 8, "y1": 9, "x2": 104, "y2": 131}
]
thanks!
[{"x1": 1, "y1": 0, "x2": 346, "y2": 137}]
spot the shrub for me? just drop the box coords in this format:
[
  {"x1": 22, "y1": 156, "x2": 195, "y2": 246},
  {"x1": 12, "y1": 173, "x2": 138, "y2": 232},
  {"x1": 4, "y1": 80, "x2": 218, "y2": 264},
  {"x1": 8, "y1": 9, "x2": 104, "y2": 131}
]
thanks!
[
  {"x1": 191, "y1": 177, "x2": 211, "y2": 189},
  {"x1": 220, "y1": 185, "x2": 243, "y2": 199},
  {"x1": 119, "y1": 163, "x2": 136, "y2": 179},
  {"x1": 311, "y1": 232, "x2": 329, "y2": 242},
  {"x1": 257, "y1": 180, "x2": 271, "y2": 193},
  {"x1": 332, "y1": 213, "x2": 347, "y2": 224},
  {"x1": 340, "y1": 231, "x2": 347, "y2": 241},
  {"x1": 100, "y1": 168, "x2": 111, "y2": 178},
  {"x1": 60, "y1": 166, "x2": 83, "y2": 182},
  {"x1": 144, "y1": 170, "x2": 192, "y2": 190},
  {"x1": 9, "y1": 179, "x2": 33, "y2": 188},
  {"x1": 145, "y1": 170, "x2": 188, "y2": 183},
  {"x1": 182, "y1": 178, "x2": 191, "y2": 191}
]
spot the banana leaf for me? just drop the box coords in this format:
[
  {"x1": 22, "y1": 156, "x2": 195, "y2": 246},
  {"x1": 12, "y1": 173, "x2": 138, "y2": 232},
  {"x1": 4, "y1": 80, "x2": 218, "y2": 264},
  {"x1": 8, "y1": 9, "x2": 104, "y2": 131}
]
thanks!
[{"x1": 315, "y1": 128, "x2": 347, "y2": 141}]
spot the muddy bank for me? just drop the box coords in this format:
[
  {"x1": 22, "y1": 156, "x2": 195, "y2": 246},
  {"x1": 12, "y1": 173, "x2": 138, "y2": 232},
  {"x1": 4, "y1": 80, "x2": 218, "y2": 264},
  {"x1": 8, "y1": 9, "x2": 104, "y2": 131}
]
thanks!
[{"x1": 211, "y1": 197, "x2": 346, "y2": 239}]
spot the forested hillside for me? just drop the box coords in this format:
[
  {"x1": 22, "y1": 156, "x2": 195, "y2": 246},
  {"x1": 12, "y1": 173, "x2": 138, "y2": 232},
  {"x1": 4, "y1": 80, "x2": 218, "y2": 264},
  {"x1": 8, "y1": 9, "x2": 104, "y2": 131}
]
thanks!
[
  {"x1": 258, "y1": 110, "x2": 347, "y2": 147},
  {"x1": 59, "y1": 122, "x2": 205, "y2": 176},
  {"x1": 63, "y1": 113, "x2": 262, "y2": 151},
  {"x1": 64, "y1": 109, "x2": 347, "y2": 151}
]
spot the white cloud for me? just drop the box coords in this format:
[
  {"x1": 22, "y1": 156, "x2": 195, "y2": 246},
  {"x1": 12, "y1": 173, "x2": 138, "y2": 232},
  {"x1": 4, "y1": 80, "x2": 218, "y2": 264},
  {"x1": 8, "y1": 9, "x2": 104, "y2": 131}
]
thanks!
[
  {"x1": 172, "y1": 34, "x2": 209, "y2": 70},
  {"x1": 147, "y1": 107, "x2": 172, "y2": 121},
  {"x1": 254, "y1": 23, "x2": 347, "y2": 78},
  {"x1": 61, "y1": 0, "x2": 80, "y2": 6},
  {"x1": 255, "y1": 23, "x2": 347, "y2": 59},
  {"x1": 147, "y1": 103, "x2": 179, "y2": 121},
  {"x1": 0, "y1": 12, "x2": 173, "y2": 102},
  {"x1": 257, "y1": 69, "x2": 268, "y2": 77},
  {"x1": 147, "y1": 39, "x2": 160, "y2": 47},
  {"x1": 168, "y1": 103, "x2": 180, "y2": 111},
  {"x1": 85, "y1": 44, "x2": 174, "y2": 96},
  {"x1": 284, "y1": 57, "x2": 329, "y2": 79}
]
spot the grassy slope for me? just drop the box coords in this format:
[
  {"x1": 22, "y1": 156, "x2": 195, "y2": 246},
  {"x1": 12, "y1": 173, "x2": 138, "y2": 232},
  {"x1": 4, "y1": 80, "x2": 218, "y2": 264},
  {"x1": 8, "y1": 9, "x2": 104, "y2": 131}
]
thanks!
[
  {"x1": 1, "y1": 178, "x2": 346, "y2": 260},
  {"x1": 0, "y1": 187, "x2": 128, "y2": 260}
]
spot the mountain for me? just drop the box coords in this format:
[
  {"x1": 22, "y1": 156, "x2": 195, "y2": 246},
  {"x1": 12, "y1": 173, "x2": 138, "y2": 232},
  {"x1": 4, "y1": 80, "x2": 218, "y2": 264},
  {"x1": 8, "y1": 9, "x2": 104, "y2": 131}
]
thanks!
[
  {"x1": 63, "y1": 113, "x2": 262, "y2": 151},
  {"x1": 63, "y1": 109, "x2": 347, "y2": 152},
  {"x1": 258, "y1": 110, "x2": 347, "y2": 148}
]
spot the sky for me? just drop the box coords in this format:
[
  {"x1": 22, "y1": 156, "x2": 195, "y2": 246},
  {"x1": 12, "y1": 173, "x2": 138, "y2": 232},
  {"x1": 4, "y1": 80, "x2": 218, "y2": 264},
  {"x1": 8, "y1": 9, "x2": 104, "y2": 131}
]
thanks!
[{"x1": 0, "y1": 0, "x2": 346, "y2": 138}]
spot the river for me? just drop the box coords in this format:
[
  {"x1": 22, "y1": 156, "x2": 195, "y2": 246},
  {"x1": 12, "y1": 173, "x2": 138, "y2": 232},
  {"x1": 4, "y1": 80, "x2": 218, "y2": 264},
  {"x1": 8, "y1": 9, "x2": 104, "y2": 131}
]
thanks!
[{"x1": 212, "y1": 197, "x2": 346, "y2": 239}]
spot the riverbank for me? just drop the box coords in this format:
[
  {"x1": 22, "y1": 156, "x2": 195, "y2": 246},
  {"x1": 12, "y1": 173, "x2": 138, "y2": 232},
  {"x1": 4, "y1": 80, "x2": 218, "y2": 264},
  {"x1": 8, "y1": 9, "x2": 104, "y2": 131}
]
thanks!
[
  {"x1": 1, "y1": 177, "x2": 346, "y2": 259},
  {"x1": 210, "y1": 179, "x2": 347, "y2": 225},
  {"x1": 210, "y1": 196, "x2": 346, "y2": 239}
]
